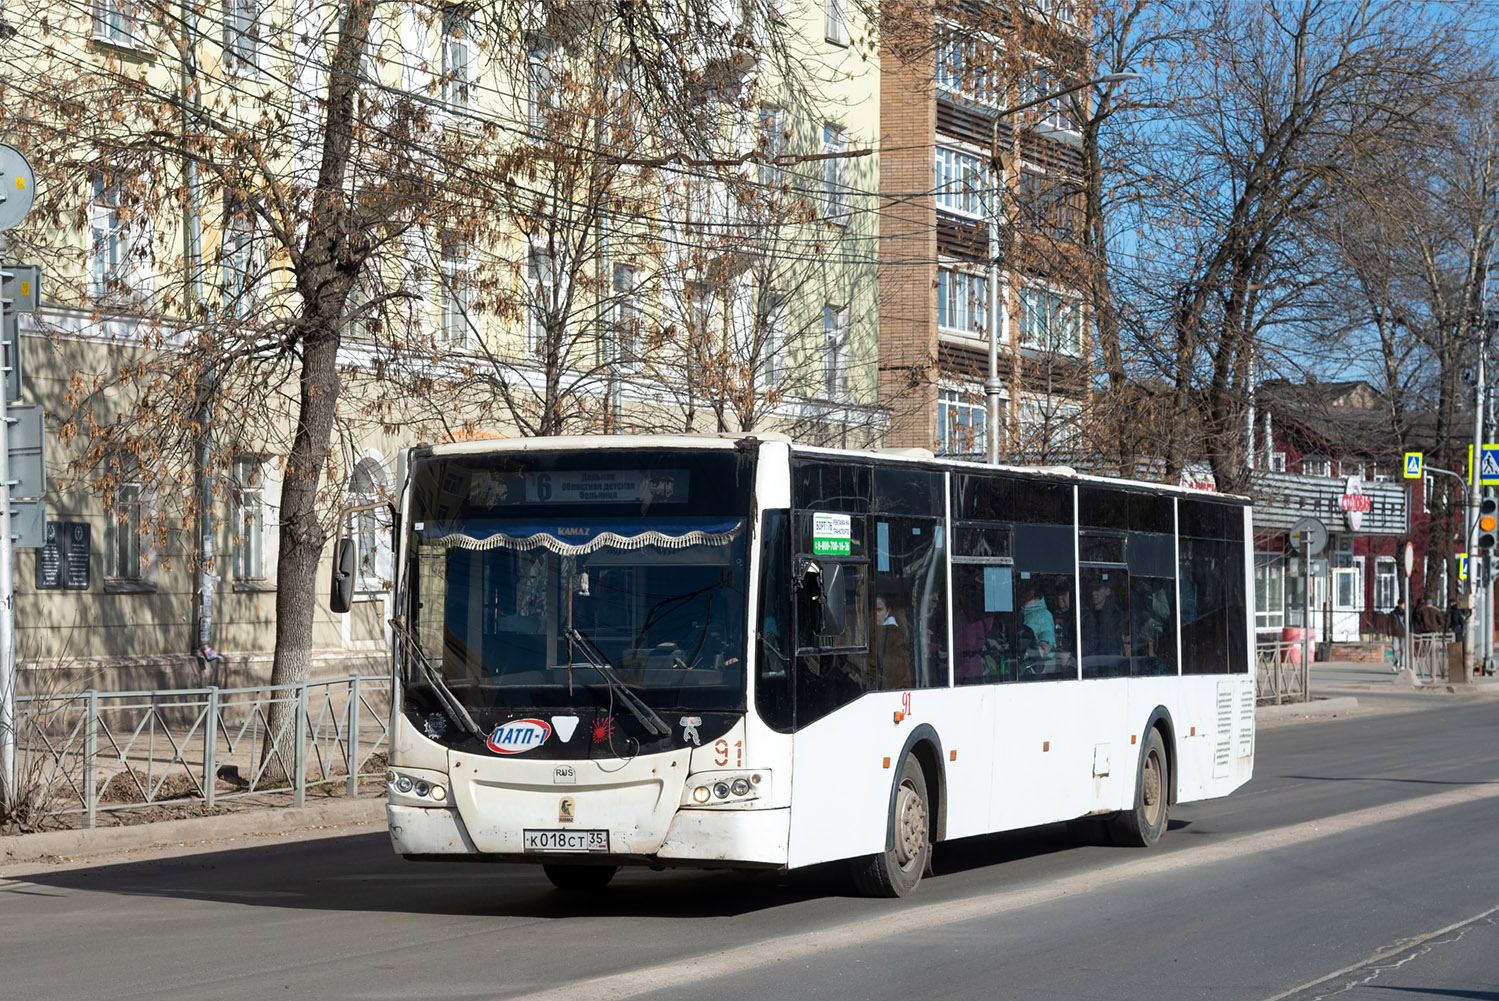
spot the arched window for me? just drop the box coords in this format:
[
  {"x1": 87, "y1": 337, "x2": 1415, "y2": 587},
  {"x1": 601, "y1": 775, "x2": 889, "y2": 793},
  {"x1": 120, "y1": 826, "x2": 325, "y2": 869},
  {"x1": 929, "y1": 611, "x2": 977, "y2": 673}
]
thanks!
[{"x1": 348, "y1": 456, "x2": 392, "y2": 594}]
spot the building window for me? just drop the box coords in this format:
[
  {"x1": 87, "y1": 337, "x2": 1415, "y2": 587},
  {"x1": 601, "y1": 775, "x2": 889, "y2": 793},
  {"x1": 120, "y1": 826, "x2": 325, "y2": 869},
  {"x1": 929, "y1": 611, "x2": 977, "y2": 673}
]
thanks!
[
  {"x1": 441, "y1": 7, "x2": 473, "y2": 108},
  {"x1": 937, "y1": 267, "x2": 988, "y2": 338},
  {"x1": 758, "y1": 105, "x2": 787, "y2": 189},
  {"x1": 223, "y1": 0, "x2": 261, "y2": 74},
  {"x1": 822, "y1": 124, "x2": 849, "y2": 225},
  {"x1": 221, "y1": 200, "x2": 254, "y2": 319},
  {"x1": 233, "y1": 458, "x2": 268, "y2": 582},
  {"x1": 93, "y1": 0, "x2": 137, "y2": 46},
  {"x1": 936, "y1": 40, "x2": 996, "y2": 106},
  {"x1": 89, "y1": 174, "x2": 128, "y2": 302},
  {"x1": 824, "y1": 0, "x2": 848, "y2": 46},
  {"x1": 824, "y1": 303, "x2": 849, "y2": 398},
  {"x1": 1303, "y1": 455, "x2": 1331, "y2": 477},
  {"x1": 528, "y1": 43, "x2": 555, "y2": 129},
  {"x1": 1022, "y1": 70, "x2": 1076, "y2": 133},
  {"x1": 344, "y1": 278, "x2": 379, "y2": 340},
  {"x1": 1374, "y1": 556, "x2": 1397, "y2": 614},
  {"x1": 1036, "y1": 0, "x2": 1075, "y2": 22},
  {"x1": 108, "y1": 482, "x2": 145, "y2": 582},
  {"x1": 758, "y1": 292, "x2": 785, "y2": 387},
  {"x1": 440, "y1": 235, "x2": 470, "y2": 348},
  {"x1": 611, "y1": 264, "x2": 641, "y2": 363},
  {"x1": 938, "y1": 388, "x2": 986, "y2": 457},
  {"x1": 684, "y1": 281, "x2": 715, "y2": 343},
  {"x1": 1340, "y1": 459, "x2": 1365, "y2": 479},
  {"x1": 528, "y1": 246, "x2": 555, "y2": 355},
  {"x1": 1019, "y1": 287, "x2": 1081, "y2": 354},
  {"x1": 349, "y1": 457, "x2": 392, "y2": 594},
  {"x1": 1269, "y1": 451, "x2": 1286, "y2": 472},
  {"x1": 935, "y1": 147, "x2": 985, "y2": 218},
  {"x1": 1016, "y1": 169, "x2": 1081, "y2": 240}
]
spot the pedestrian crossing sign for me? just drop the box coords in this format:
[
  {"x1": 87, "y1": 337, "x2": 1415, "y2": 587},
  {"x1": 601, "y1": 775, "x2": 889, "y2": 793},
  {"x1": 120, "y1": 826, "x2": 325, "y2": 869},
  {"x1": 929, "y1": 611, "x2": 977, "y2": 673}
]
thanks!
[
  {"x1": 1483, "y1": 445, "x2": 1499, "y2": 486},
  {"x1": 1404, "y1": 452, "x2": 1422, "y2": 479},
  {"x1": 1458, "y1": 552, "x2": 1469, "y2": 581}
]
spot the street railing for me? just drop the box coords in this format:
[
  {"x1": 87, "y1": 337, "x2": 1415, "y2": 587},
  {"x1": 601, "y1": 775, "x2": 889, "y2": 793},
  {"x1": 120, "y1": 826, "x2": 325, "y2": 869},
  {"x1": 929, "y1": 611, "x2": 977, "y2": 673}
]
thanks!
[
  {"x1": 12, "y1": 675, "x2": 389, "y2": 828},
  {"x1": 1409, "y1": 632, "x2": 1453, "y2": 685},
  {"x1": 1255, "y1": 640, "x2": 1308, "y2": 704}
]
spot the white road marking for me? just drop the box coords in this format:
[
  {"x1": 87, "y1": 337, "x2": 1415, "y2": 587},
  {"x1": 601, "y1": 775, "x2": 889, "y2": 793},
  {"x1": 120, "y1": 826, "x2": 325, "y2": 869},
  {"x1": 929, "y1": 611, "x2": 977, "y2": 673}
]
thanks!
[
  {"x1": 510, "y1": 780, "x2": 1499, "y2": 1001},
  {"x1": 1256, "y1": 901, "x2": 1499, "y2": 1001}
]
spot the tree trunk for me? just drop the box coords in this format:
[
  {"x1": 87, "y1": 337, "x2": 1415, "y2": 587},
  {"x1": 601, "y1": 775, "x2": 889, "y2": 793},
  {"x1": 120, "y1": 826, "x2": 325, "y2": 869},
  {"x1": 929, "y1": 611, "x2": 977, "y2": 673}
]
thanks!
[{"x1": 260, "y1": 0, "x2": 373, "y2": 781}]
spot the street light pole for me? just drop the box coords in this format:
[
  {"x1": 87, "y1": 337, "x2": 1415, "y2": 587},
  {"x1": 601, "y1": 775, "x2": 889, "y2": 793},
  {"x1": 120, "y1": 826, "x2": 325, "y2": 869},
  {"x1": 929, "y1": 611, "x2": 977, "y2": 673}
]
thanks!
[{"x1": 984, "y1": 71, "x2": 1141, "y2": 465}]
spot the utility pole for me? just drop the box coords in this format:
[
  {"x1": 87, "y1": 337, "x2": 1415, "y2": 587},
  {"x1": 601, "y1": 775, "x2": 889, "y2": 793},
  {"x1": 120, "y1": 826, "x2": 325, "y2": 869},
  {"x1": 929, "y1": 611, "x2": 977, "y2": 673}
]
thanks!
[{"x1": 0, "y1": 143, "x2": 36, "y2": 813}]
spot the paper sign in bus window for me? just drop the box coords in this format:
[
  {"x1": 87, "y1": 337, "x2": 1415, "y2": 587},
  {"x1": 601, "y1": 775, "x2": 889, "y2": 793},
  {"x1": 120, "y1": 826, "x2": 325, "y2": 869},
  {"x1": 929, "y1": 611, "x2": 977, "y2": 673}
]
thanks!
[
  {"x1": 813, "y1": 512, "x2": 852, "y2": 557},
  {"x1": 984, "y1": 566, "x2": 1013, "y2": 612}
]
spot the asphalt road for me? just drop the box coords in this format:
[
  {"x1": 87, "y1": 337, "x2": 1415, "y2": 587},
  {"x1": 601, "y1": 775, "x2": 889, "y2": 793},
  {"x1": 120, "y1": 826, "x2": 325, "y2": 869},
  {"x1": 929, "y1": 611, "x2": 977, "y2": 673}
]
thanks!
[{"x1": 2, "y1": 700, "x2": 1497, "y2": 1001}]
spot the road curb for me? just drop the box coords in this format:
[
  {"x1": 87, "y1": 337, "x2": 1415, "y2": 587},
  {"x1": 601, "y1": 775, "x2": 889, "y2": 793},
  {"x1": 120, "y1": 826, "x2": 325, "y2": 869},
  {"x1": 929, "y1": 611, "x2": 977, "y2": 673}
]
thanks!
[
  {"x1": 1, "y1": 796, "x2": 387, "y2": 866},
  {"x1": 1256, "y1": 696, "x2": 1360, "y2": 721}
]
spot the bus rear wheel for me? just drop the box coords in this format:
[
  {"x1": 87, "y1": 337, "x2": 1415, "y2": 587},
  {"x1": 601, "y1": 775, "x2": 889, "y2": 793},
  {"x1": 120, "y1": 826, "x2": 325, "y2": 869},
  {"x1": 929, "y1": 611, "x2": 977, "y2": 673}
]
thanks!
[
  {"x1": 1109, "y1": 728, "x2": 1169, "y2": 847},
  {"x1": 850, "y1": 755, "x2": 930, "y2": 897},
  {"x1": 542, "y1": 863, "x2": 619, "y2": 891}
]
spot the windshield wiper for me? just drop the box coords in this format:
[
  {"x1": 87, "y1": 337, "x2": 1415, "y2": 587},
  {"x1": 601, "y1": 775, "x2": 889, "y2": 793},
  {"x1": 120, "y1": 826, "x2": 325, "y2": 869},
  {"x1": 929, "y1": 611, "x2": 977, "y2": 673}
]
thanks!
[
  {"x1": 389, "y1": 617, "x2": 483, "y2": 739},
  {"x1": 565, "y1": 627, "x2": 671, "y2": 737}
]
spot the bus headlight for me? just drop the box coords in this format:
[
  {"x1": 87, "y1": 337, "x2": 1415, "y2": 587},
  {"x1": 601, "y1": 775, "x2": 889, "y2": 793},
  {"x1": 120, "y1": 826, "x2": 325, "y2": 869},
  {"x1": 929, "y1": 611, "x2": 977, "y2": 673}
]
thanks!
[
  {"x1": 430, "y1": 784, "x2": 447, "y2": 802},
  {"x1": 395, "y1": 775, "x2": 414, "y2": 793},
  {"x1": 681, "y1": 771, "x2": 767, "y2": 807}
]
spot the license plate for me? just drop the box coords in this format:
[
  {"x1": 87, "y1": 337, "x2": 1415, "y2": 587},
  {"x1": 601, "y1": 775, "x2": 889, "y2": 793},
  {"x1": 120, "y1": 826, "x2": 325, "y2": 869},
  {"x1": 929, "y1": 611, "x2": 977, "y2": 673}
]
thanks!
[{"x1": 523, "y1": 829, "x2": 610, "y2": 853}]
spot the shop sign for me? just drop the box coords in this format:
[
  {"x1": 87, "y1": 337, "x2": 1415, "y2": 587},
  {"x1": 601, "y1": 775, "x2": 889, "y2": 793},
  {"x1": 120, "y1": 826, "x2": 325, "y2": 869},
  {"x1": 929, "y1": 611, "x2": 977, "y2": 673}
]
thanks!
[{"x1": 1339, "y1": 476, "x2": 1370, "y2": 531}]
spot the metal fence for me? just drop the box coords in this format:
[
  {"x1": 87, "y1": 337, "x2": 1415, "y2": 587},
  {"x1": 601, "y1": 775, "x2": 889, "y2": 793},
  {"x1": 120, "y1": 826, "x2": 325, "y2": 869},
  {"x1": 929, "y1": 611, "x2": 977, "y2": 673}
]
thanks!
[
  {"x1": 12, "y1": 675, "x2": 389, "y2": 828},
  {"x1": 1255, "y1": 640, "x2": 1309, "y2": 704},
  {"x1": 1409, "y1": 632, "x2": 1454, "y2": 685}
]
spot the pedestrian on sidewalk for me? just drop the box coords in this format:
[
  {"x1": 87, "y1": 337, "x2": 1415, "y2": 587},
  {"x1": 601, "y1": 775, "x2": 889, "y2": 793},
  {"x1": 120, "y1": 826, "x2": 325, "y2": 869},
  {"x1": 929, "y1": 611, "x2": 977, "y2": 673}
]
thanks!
[
  {"x1": 1447, "y1": 598, "x2": 1467, "y2": 639},
  {"x1": 1415, "y1": 597, "x2": 1444, "y2": 633},
  {"x1": 1388, "y1": 599, "x2": 1407, "y2": 672}
]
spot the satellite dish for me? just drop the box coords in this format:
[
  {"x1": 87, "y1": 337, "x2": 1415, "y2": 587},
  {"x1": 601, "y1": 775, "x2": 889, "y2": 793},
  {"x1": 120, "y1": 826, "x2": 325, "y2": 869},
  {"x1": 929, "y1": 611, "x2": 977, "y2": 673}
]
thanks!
[{"x1": 0, "y1": 145, "x2": 36, "y2": 232}]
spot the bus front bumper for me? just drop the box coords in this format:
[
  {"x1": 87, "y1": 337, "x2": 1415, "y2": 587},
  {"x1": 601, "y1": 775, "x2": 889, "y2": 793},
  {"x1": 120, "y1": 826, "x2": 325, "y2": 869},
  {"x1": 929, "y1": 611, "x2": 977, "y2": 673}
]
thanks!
[{"x1": 387, "y1": 802, "x2": 789, "y2": 867}]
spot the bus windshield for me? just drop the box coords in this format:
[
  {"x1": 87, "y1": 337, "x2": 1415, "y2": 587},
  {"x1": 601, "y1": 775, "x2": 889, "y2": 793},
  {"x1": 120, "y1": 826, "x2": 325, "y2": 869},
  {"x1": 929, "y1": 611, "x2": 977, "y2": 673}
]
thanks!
[{"x1": 404, "y1": 448, "x2": 753, "y2": 716}]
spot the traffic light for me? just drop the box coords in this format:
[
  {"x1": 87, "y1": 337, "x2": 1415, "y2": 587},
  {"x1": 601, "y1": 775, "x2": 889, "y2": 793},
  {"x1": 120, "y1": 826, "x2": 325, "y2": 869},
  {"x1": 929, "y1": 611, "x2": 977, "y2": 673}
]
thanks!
[{"x1": 1478, "y1": 494, "x2": 1499, "y2": 550}]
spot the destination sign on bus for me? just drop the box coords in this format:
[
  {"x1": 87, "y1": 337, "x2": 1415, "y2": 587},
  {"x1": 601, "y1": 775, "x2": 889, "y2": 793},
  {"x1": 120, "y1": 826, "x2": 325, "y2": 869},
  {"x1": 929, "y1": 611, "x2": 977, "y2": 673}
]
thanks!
[{"x1": 472, "y1": 469, "x2": 691, "y2": 506}]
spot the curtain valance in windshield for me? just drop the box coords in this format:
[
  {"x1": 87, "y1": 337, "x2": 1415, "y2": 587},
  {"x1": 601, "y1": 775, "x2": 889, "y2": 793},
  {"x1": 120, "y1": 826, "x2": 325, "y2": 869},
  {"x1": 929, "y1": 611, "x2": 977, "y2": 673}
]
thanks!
[{"x1": 418, "y1": 519, "x2": 744, "y2": 556}]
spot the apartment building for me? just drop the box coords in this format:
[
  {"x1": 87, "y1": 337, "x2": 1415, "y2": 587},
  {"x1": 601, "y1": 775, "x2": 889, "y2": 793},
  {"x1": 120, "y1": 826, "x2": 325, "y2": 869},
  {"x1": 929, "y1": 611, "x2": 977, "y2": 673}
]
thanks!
[
  {"x1": 5, "y1": 0, "x2": 882, "y2": 684},
  {"x1": 877, "y1": 1, "x2": 1092, "y2": 460}
]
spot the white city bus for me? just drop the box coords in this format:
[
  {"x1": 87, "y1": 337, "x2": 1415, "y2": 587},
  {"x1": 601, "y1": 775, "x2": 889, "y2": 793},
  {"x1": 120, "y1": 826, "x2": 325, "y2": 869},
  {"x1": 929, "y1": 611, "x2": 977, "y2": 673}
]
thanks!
[{"x1": 355, "y1": 435, "x2": 1254, "y2": 896}]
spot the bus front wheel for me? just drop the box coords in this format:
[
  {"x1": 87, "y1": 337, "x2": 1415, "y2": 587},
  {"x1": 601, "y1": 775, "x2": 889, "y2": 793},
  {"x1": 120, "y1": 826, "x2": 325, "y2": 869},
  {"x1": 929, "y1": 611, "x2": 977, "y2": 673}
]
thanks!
[
  {"x1": 1109, "y1": 728, "x2": 1169, "y2": 847},
  {"x1": 542, "y1": 863, "x2": 619, "y2": 891},
  {"x1": 850, "y1": 755, "x2": 930, "y2": 897}
]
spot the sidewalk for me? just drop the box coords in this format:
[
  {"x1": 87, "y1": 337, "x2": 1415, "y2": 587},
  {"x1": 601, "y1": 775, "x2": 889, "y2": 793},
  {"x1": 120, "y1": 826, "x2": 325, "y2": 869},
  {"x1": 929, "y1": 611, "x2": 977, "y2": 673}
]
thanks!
[
  {"x1": 1257, "y1": 657, "x2": 1499, "y2": 725},
  {"x1": 5, "y1": 663, "x2": 1496, "y2": 875}
]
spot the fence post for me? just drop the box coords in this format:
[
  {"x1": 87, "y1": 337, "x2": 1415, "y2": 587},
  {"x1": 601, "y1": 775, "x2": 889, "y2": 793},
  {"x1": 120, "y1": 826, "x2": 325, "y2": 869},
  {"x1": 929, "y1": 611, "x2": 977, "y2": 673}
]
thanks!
[
  {"x1": 293, "y1": 681, "x2": 308, "y2": 808},
  {"x1": 83, "y1": 689, "x2": 98, "y2": 830},
  {"x1": 346, "y1": 675, "x2": 360, "y2": 797},
  {"x1": 203, "y1": 686, "x2": 219, "y2": 809}
]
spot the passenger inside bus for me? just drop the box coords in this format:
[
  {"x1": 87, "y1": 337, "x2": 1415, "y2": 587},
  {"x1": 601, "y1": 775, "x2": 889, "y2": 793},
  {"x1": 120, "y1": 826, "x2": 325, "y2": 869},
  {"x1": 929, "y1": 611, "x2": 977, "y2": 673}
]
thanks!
[
  {"x1": 1081, "y1": 570, "x2": 1130, "y2": 678},
  {"x1": 873, "y1": 592, "x2": 913, "y2": 690},
  {"x1": 1016, "y1": 582, "x2": 1056, "y2": 676}
]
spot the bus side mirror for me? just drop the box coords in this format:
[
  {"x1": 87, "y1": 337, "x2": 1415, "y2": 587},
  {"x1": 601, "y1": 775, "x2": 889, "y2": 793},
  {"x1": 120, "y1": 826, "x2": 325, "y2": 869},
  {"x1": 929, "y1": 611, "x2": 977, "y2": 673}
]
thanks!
[
  {"x1": 799, "y1": 559, "x2": 846, "y2": 637},
  {"x1": 330, "y1": 537, "x2": 356, "y2": 613}
]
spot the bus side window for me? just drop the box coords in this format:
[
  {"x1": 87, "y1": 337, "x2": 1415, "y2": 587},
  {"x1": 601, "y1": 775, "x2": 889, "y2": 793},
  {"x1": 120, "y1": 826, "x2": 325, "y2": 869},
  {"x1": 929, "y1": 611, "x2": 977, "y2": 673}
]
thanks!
[{"x1": 794, "y1": 562, "x2": 871, "y2": 727}]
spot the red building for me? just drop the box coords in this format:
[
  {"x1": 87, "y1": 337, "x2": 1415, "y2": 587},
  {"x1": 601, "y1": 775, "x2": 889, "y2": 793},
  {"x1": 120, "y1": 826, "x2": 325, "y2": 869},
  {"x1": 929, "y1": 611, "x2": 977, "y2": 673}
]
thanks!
[{"x1": 1248, "y1": 380, "x2": 1463, "y2": 647}]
